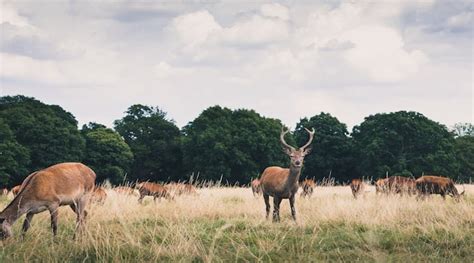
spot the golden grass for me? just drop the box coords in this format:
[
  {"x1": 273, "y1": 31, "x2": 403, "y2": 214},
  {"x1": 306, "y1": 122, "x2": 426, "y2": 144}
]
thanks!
[{"x1": 0, "y1": 184, "x2": 473, "y2": 262}]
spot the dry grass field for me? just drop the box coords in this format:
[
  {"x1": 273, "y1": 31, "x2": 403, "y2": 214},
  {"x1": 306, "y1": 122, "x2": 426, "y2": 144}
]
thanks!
[{"x1": 0, "y1": 184, "x2": 473, "y2": 262}]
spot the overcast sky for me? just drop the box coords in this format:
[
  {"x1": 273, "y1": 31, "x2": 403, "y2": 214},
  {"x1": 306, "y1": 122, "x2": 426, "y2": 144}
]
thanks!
[{"x1": 0, "y1": 0, "x2": 472, "y2": 129}]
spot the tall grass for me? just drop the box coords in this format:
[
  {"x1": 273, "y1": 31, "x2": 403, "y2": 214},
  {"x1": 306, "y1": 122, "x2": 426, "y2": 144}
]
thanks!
[{"x1": 0, "y1": 185, "x2": 473, "y2": 262}]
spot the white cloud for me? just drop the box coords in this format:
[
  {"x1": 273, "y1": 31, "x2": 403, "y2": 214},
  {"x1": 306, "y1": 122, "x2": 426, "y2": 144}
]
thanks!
[
  {"x1": 260, "y1": 3, "x2": 290, "y2": 21},
  {"x1": 0, "y1": 3, "x2": 30, "y2": 26},
  {"x1": 341, "y1": 25, "x2": 428, "y2": 82},
  {"x1": 0, "y1": 52, "x2": 66, "y2": 84},
  {"x1": 219, "y1": 15, "x2": 289, "y2": 45},
  {"x1": 0, "y1": 1, "x2": 471, "y2": 130},
  {"x1": 170, "y1": 10, "x2": 221, "y2": 50},
  {"x1": 447, "y1": 11, "x2": 474, "y2": 29}
]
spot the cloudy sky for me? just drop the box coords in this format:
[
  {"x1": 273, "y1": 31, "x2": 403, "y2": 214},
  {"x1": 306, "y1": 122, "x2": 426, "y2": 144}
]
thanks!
[{"x1": 0, "y1": 0, "x2": 472, "y2": 129}]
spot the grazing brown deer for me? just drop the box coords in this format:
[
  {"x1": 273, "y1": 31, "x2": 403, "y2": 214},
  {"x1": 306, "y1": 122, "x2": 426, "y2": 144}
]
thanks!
[
  {"x1": 114, "y1": 186, "x2": 137, "y2": 196},
  {"x1": 416, "y1": 175, "x2": 465, "y2": 201},
  {"x1": 11, "y1": 185, "x2": 21, "y2": 196},
  {"x1": 260, "y1": 127, "x2": 315, "y2": 222},
  {"x1": 375, "y1": 178, "x2": 388, "y2": 195},
  {"x1": 300, "y1": 179, "x2": 315, "y2": 198},
  {"x1": 0, "y1": 162, "x2": 96, "y2": 239},
  {"x1": 251, "y1": 179, "x2": 262, "y2": 197},
  {"x1": 386, "y1": 176, "x2": 417, "y2": 196},
  {"x1": 350, "y1": 179, "x2": 365, "y2": 199},
  {"x1": 91, "y1": 186, "x2": 107, "y2": 205},
  {"x1": 136, "y1": 182, "x2": 172, "y2": 203},
  {"x1": 165, "y1": 182, "x2": 197, "y2": 197}
]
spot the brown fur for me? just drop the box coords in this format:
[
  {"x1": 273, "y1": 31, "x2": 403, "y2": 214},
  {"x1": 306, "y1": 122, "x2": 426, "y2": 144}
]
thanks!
[
  {"x1": 136, "y1": 182, "x2": 172, "y2": 203},
  {"x1": 350, "y1": 179, "x2": 365, "y2": 199},
  {"x1": 0, "y1": 162, "x2": 96, "y2": 239},
  {"x1": 114, "y1": 186, "x2": 137, "y2": 196},
  {"x1": 11, "y1": 185, "x2": 21, "y2": 196},
  {"x1": 260, "y1": 127, "x2": 314, "y2": 222},
  {"x1": 91, "y1": 186, "x2": 107, "y2": 205},
  {"x1": 300, "y1": 179, "x2": 315, "y2": 198},
  {"x1": 165, "y1": 183, "x2": 197, "y2": 197},
  {"x1": 386, "y1": 176, "x2": 416, "y2": 195},
  {"x1": 375, "y1": 178, "x2": 388, "y2": 195},
  {"x1": 251, "y1": 179, "x2": 262, "y2": 197},
  {"x1": 416, "y1": 175, "x2": 464, "y2": 201}
]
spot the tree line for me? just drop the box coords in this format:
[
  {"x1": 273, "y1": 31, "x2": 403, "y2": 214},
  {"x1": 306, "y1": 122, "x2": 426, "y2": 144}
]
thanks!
[{"x1": 0, "y1": 95, "x2": 472, "y2": 187}]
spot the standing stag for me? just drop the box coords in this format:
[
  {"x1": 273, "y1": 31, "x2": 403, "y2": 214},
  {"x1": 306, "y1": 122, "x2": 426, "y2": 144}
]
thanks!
[
  {"x1": 0, "y1": 163, "x2": 96, "y2": 239},
  {"x1": 260, "y1": 127, "x2": 315, "y2": 222}
]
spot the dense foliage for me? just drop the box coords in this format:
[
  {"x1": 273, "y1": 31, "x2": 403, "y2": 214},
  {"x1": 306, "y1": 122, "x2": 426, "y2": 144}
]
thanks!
[
  {"x1": 352, "y1": 111, "x2": 459, "y2": 180},
  {"x1": 0, "y1": 96, "x2": 85, "y2": 186},
  {"x1": 0, "y1": 95, "x2": 472, "y2": 186},
  {"x1": 114, "y1": 105, "x2": 182, "y2": 182},
  {"x1": 81, "y1": 123, "x2": 133, "y2": 184},
  {"x1": 182, "y1": 106, "x2": 289, "y2": 184},
  {"x1": 294, "y1": 113, "x2": 355, "y2": 183},
  {"x1": 0, "y1": 119, "x2": 30, "y2": 186}
]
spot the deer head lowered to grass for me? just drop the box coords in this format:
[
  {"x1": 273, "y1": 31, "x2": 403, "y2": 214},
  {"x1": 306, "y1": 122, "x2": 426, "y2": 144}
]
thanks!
[
  {"x1": 259, "y1": 127, "x2": 315, "y2": 222},
  {"x1": 0, "y1": 162, "x2": 96, "y2": 240}
]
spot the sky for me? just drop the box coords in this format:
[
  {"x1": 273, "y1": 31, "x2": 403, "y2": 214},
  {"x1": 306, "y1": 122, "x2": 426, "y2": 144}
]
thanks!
[{"x1": 0, "y1": 0, "x2": 472, "y2": 130}]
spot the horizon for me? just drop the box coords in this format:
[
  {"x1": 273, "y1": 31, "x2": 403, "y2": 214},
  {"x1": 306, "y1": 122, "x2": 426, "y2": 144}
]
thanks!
[{"x1": 1, "y1": 1, "x2": 472, "y2": 130}]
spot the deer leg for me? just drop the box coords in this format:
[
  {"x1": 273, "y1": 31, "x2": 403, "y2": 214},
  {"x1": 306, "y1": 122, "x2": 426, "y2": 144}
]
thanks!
[
  {"x1": 263, "y1": 194, "x2": 271, "y2": 219},
  {"x1": 138, "y1": 194, "x2": 144, "y2": 204},
  {"x1": 289, "y1": 194, "x2": 296, "y2": 221},
  {"x1": 49, "y1": 204, "x2": 59, "y2": 236},
  {"x1": 22, "y1": 212, "x2": 34, "y2": 236},
  {"x1": 73, "y1": 198, "x2": 88, "y2": 240},
  {"x1": 273, "y1": 197, "x2": 282, "y2": 222}
]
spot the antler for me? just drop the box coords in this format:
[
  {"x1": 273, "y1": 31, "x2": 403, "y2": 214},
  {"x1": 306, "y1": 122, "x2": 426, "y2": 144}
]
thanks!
[
  {"x1": 301, "y1": 127, "x2": 315, "y2": 150},
  {"x1": 280, "y1": 127, "x2": 295, "y2": 151}
]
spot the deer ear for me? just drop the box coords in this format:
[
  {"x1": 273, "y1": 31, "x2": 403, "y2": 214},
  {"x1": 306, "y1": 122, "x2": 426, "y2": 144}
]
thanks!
[
  {"x1": 303, "y1": 147, "x2": 312, "y2": 155},
  {"x1": 282, "y1": 147, "x2": 292, "y2": 155}
]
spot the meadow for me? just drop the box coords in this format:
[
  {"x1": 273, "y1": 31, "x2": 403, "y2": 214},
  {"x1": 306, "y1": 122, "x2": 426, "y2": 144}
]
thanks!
[{"x1": 0, "y1": 184, "x2": 473, "y2": 262}]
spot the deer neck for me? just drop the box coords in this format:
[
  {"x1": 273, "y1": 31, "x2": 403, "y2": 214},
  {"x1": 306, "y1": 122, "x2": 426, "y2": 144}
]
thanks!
[
  {"x1": 287, "y1": 165, "x2": 302, "y2": 186},
  {"x1": 0, "y1": 195, "x2": 28, "y2": 224}
]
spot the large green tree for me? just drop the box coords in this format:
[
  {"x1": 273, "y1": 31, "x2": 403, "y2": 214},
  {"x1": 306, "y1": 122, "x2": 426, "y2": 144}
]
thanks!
[
  {"x1": 0, "y1": 95, "x2": 85, "y2": 176},
  {"x1": 0, "y1": 119, "x2": 30, "y2": 186},
  {"x1": 294, "y1": 113, "x2": 355, "y2": 183},
  {"x1": 114, "y1": 105, "x2": 182, "y2": 182},
  {"x1": 352, "y1": 111, "x2": 459, "y2": 180},
  {"x1": 182, "y1": 106, "x2": 289, "y2": 184},
  {"x1": 81, "y1": 123, "x2": 133, "y2": 185},
  {"x1": 454, "y1": 136, "x2": 474, "y2": 182}
]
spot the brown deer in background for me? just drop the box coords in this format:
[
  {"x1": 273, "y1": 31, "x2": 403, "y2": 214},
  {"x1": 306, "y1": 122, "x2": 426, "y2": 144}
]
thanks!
[
  {"x1": 251, "y1": 179, "x2": 262, "y2": 197},
  {"x1": 375, "y1": 178, "x2": 388, "y2": 195},
  {"x1": 416, "y1": 175, "x2": 465, "y2": 201},
  {"x1": 11, "y1": 185, "x2": 21, "y2": 197},
  {"x1": 300, "y1": 179, "x2": 315, "y2": 198},
  {"x1": 136, "y1": 182, "x2": 172, "y2": 203},
  {"x1": 350, "y1": 179, "x2": 365, "y2": 199},
  {"x1": 260, "y1": 127, "x2": 315, "y2": 222},
  {"x1": 0, "y1": 163, "x2": 96, "y2": 239}
]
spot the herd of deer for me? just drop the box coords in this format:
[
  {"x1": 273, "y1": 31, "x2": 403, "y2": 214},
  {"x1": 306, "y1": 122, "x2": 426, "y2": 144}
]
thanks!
[
  {"x1": 0, "y1": 127, "x2": 467, "y2": 240},
  {"x1": 350, "y1": 175, "x2": 465, "y2": 201}
]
